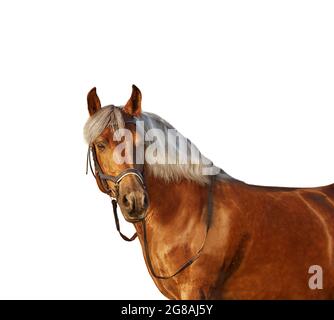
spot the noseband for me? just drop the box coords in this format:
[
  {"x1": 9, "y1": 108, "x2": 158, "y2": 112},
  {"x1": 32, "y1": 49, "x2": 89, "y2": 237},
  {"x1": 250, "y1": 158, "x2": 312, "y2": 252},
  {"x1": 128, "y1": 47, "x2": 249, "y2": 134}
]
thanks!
[
  {"x1": 86, "y1": 145, "x2": 145, "y2": 200},
  {"x1": 86, "y1": 140, "x2": 216, "y2": 280}
]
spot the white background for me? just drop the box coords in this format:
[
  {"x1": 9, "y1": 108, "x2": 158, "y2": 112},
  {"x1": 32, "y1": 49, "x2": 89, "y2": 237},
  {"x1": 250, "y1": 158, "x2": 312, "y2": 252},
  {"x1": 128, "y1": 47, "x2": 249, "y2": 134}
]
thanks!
[{"x1": 0, "y1": 1, "x2": 333, "y2": 299}]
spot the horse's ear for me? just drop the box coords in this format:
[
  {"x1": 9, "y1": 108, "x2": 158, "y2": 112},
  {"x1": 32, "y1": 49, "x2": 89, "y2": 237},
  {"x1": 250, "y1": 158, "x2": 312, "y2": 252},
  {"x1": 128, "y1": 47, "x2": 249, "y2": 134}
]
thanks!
[
  {"x1": 124, "y1": 85, "x2": 142, "y2": 116},
  {"x1": 87, "y1": 87, "x2": 101, "y2": 116}
]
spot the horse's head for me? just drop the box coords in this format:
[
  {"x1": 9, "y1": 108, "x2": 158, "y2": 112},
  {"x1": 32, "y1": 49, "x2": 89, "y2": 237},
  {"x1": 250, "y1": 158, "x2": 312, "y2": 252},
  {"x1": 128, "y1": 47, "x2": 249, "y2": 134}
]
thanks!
[{"x1": 85, "y1": 85, "x2": 148, "y2": 222}]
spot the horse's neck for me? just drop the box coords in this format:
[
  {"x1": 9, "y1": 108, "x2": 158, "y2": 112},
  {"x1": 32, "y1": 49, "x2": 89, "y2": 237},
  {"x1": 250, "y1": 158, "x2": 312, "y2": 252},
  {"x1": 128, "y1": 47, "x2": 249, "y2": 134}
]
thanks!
[
  {"x1": 134, "y1": 173, "x2": 208, "y2": 253},
  {"x1": 146, "y1": 174, "x2": 206, "y2": 224}
]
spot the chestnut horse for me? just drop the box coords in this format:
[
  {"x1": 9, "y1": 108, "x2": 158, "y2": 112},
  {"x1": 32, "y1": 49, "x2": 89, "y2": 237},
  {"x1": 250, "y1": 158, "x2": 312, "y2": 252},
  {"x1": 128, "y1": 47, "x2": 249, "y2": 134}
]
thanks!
[{"x1": 84, "y1": 85, "x2": 334, "y2": 299}]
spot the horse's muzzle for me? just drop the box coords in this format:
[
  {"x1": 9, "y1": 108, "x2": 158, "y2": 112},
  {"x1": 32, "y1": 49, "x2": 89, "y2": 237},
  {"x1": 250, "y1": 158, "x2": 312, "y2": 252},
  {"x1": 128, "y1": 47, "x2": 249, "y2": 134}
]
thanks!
[{"x1": 120, "y1": 190, "x2": 149, "y2": 223}]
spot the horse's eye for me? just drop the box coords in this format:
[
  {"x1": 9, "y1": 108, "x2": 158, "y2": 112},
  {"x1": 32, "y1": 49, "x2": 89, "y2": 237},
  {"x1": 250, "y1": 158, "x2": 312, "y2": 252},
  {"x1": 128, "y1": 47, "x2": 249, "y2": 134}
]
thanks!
[{"x1": 96, "y1": 143, "x2": 106, "y2": 151}]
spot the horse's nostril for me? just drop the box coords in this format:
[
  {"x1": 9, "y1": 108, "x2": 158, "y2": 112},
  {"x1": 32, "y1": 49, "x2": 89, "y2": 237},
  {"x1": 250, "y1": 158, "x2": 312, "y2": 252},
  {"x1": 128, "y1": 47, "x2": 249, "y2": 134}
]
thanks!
[
  {"x1": 122, "y1": 192, "x2": 147, "y2": 216},
  {"x1": 143, "y1": 194, "x2": 148, "y2": 208},
  {"x1": 122, "y1": 195, "x2": 129, "y2": 207}
]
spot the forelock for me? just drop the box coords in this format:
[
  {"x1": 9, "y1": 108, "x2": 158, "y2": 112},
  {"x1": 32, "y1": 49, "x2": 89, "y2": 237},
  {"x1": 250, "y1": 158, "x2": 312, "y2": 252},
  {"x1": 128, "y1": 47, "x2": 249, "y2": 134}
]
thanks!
[{"x1": 83, "y1": 105, "x2": 124, "y2": 144}]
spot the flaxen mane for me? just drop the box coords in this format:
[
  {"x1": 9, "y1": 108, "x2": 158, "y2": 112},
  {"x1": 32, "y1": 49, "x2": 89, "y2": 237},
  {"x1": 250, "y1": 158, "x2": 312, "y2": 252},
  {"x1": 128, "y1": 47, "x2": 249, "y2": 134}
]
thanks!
[{"x1": 84, "y1": 105, "x2": 219, "y2": 185}]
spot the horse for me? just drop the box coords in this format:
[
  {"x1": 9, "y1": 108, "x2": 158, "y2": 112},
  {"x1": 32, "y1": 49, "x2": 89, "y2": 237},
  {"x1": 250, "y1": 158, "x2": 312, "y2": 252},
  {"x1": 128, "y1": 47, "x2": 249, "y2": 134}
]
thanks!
[{"x1": 84, "y1": 85, "x2": 334, "y2": 299}]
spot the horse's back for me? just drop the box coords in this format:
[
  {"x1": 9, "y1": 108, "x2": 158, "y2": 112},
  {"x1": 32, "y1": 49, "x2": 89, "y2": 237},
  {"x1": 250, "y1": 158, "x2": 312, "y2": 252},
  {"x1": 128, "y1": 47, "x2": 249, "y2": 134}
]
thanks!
[
  {"x1": 217, "y1": 176, "x2": 334, "y2": 243},
  {"x1": 216, "y1": 172, "x2": 334, "y2": 217}
]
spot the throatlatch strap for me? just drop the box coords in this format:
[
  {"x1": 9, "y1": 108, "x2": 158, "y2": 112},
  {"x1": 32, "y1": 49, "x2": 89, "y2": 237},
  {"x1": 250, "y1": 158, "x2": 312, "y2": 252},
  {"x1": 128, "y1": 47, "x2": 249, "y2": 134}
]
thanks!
[{"x1": 111, "y1": 199, "x2": 137, "y2": 242}]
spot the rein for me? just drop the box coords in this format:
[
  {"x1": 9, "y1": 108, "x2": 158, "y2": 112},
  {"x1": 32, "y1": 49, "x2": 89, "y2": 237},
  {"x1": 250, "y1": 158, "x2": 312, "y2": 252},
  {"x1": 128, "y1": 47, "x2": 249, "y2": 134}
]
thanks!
[{"x1": 86, "y1": 146, "x2": 216, "y2": 280}]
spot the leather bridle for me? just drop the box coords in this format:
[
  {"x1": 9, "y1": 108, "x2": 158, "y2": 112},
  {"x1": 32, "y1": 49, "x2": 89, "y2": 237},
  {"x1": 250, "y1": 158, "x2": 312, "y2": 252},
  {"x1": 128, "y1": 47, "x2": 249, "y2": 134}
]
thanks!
[
  {"x1": 86, "y1": 127, "x2": 216, "y2": 280},
  {"x1": 86, "y1": 145, "x2": 142, "y2": 241},
  {"x1": 86, "y1": 145, "x2": 145, "y2": 200}
]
